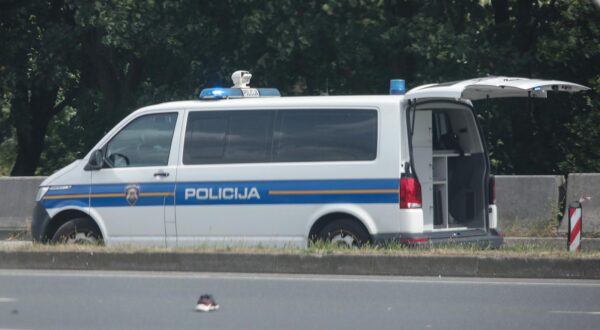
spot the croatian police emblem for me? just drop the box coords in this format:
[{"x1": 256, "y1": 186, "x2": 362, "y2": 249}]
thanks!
[{"x1": 125, "y1": 184, "x2": 140, "y2": 206}]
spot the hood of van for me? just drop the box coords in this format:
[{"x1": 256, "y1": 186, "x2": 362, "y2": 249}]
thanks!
[
  {"x1": 406, "y1": 77, "x2": 590, "y2": 101},
  {"x1": 41, "y1": 160, "x2": 82, "y2": 186}
]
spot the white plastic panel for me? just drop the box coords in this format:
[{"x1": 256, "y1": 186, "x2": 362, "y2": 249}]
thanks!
[
  {"x1": 411, "y1": 111, "x2": 432, "y2": 147},
  {"x1": 406, "y1": 77, "x2": 589, "y2": 101}
]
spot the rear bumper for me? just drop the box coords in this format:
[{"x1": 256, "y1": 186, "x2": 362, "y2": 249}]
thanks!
[{"x1": 372, "y1": 229, "x2": 503, "y2": 248}]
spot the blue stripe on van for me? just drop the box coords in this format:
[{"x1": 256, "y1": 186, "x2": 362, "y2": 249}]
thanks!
[
  {"x1": 90, "y1": 182, "x2": 176, "y2": 208},
  {"x1": 41, "y1": 179, "x2": 399, "y2": 208},
  {"x1": 177, "y1": 179, "x2": 398, "y2": 205},
  {"x1": 42, "y1": 185, "x2": 89, "y2": 209},
  {"x1": 42, "y1": 196, "x2": 89, "y2": 209}
]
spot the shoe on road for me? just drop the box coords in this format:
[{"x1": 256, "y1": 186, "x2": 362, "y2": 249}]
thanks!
[{"x1": 196, "y1": 294, "x2": 219, "y2": 312}]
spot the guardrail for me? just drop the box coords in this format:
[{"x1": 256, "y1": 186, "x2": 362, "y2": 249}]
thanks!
[
  {"x1": 0, "y1": 177, "x2": 46, "y2": 236},
  {"x1": 561, "y1": 174, "x2": 600, "y2": 233}
]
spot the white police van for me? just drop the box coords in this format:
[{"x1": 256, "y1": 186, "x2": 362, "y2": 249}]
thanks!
[{"x1": 32, "y1": 71, "x2": 588, "y2": 247}]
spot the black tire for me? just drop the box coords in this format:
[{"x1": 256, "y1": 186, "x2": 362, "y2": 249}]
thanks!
[
  {"x1": 317, "y1": 218, "x2": 370, "y2": 247},
  {"x1": 51, "y1": 218, "x2": 103, "y2": 245}
]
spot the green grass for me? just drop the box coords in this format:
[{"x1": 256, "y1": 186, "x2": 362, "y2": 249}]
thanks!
[{"x1": 2, "y1": 240, "x2": 600, "y2": 259}]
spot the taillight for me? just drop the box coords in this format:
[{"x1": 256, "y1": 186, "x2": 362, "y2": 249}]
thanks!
[
  {"x1": 489, "y1": 176, "x2": 496, "y2": 205},
  {"x1": 400, "y1": 176, "x2": 422, "y2": 209}
]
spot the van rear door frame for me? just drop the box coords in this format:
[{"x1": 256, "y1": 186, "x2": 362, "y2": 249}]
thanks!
[{"x1": 405, "y1": 99, "x2": 493, "y2": 232}]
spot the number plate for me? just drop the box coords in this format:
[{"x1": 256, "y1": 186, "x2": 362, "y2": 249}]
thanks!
[{"x1": 241, "y1": 88, "x2": 260, "y2": 97}]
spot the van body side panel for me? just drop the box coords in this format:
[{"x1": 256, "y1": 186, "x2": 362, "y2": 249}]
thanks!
[
  {"x1": 89, "y1": 110, "x2": 183, "y2": 246},
  {"x1": 174, "y1": 103, "x2": 402, "y2": 245}
]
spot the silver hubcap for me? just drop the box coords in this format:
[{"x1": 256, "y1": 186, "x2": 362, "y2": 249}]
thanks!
[
  {"x1": 330, "y1": 231, "x2": 358, "y2": 247},
  {"x1": 65, "y1": 232, "x2": 99, "y2": 244}
]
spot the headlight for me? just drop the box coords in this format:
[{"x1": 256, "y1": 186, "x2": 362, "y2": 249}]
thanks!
[{"x1": 35, "y1": 186, "x2": 49, "y2": 202}]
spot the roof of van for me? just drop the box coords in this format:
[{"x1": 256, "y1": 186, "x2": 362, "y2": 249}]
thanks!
[{"x1": 136, "y1": 95, "x2": 407, "y2": 113}]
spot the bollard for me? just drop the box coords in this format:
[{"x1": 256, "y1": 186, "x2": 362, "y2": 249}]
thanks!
[{"x1": 568, "y1": 201, "x2": 583, "y2": 252}]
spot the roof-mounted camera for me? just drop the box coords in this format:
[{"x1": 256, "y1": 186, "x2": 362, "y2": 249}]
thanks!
[{"x1": 231, "y1": 70, "x2": 252, "y2": 88}]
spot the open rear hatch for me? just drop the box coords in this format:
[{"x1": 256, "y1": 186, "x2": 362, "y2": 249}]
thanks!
[
  {"x1": 404, "y1": 77, "x2": 589, "y2": 238},
  {"x1": 406, "y1": 76, "x2": 589, "y2": 100}
]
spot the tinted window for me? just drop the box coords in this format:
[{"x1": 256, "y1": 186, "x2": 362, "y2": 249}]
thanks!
[
  {"x1": 182, "y1": 109, "x2": 377, "y2": 165},
  {"x1": 183, "y1": 111, "x2": 273, "y2": 164},
  {"x1": 274, "y1": 110, "x2": 377, "y2": 162},
  {"x1": 433, "y1": 111, "x2": 459, "y2": 150},
  {"x1": 106, "y1": 113, "x2": 178, "y2": 168}
]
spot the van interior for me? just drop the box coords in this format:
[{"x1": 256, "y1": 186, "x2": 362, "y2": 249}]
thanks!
[{"x1": 410, "y1": 104, "x2": 488, "y2": 232}]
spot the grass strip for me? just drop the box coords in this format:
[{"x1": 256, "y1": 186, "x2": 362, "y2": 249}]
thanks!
[{"x1": 2, "y1": 241, "x2": 600, "y2": 259}]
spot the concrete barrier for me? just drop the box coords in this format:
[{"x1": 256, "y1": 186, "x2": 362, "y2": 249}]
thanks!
[
  {"x1": 561, "y1": 173, "x2": 600, "y2": 233},
  {"x1": 0, "y1": 177, "x2": 45, "y2": 234},
  {"x1": 1, "y1": 174, "x2": 598, "y2": 237},
  {"x1": 495, "y1": 175, "x2": 564, "y2": 234}
]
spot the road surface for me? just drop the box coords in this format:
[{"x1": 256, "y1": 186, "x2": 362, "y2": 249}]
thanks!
[{"x1": 0, "y1": 270, "x2": 599, "y2": 330}]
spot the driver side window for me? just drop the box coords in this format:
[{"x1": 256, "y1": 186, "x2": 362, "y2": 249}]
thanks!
[{"x1": 105, "y1": 113, "x2": 178, "y2": 168}]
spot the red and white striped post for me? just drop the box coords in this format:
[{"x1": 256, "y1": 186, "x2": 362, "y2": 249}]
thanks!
[{"x1": 568, "y1": 201, "x2": 582, "y2": 252}]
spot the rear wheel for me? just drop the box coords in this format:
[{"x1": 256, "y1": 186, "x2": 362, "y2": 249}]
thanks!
[
  {"x1": 51, "y1": 218, "x2": 102, "y2": 245},
  {"x1": 317, "y1": 219, "x2": 370, "y2": 247}
]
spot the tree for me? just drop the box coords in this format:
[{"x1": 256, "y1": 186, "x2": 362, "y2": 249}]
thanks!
[
  {"x1": 0, "y1": 0, "x2": 79, "y2": 175},
  {"x1": 72, "y1": 0, "x2": 200, "y2": 149},
  {"x1": 476, "y1": 0, "x2": 600, "y2": 174},
  {"x1": 1, "y1": 0, "x2": 598, "y2": 176}
]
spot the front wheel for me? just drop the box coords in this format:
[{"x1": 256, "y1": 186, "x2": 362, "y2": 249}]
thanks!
[
  {"x1": 51, "y1": 218, "x2": 103, "y2": 245},
  {"x1": 317, "y1": 219, "x2": 370, "y2": 247}
]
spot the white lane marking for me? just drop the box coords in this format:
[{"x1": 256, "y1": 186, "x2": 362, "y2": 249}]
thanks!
[
  {"x1": 549, "y1": 311, "x2": 600, "y2": 315},
  {"x1": 1, "y1": 269, "x2": 600, "y2": 287},
  {"x1": 0, "y1": 297, "x2": 17, "y2": 302},
  {"x1": 193, "y1": 275, "x2": 600, "y2": 287}
]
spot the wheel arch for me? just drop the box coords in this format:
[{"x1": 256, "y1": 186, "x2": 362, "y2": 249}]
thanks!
[
  {"x1": 307, "y1": 204, "x2": 376, "y2": 241},
  {"x1": 45, "y1": 209, "x2": 105, "y2": 242}
]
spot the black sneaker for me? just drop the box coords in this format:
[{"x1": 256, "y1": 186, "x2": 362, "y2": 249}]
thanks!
[{"x1": 196, "y1": 294, "x2": 219, "y2": 312}]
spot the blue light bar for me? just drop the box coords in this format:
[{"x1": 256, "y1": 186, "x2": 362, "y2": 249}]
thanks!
[
  {"x1": 199, "y1": 87, "x2": 281, "y2": 100},
  {"x1": 390, "y1": 79, "x2": 406, "y2": 95},
  {"x1": 257, "y1": 88, "x2": 281, "y2": 97}
]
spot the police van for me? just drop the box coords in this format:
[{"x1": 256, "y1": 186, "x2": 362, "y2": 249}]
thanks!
[{"x1": 32, "y1": 71, "x2": 588, "y2": 247}]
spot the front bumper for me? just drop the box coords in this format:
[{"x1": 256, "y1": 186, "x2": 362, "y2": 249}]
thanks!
[{"x1": 31, "y1": 202, "x2": 51, "y2": 242}]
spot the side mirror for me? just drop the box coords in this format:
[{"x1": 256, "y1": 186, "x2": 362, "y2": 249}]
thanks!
[{"x1": 84, "y1": 150, "x2": 104, "y2": 171}]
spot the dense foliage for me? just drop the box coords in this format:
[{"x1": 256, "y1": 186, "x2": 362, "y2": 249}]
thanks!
[{"x1": 0, "y1": 0, "x2": 599, "y2": 176}]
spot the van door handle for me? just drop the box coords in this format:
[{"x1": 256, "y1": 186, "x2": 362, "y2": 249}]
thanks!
[{"x1": 154, "y1": 170, "x2": 170, "y2": 178}]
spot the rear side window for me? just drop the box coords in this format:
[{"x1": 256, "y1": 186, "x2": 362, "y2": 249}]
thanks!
[
  {"x1": 182, "y1": 109, "x2": 377, "y2": 165},
  {"x1": 183, "y1": 111, "x2": 273, "y2": 164},
  {"x1": 274, "y1": 109, "x2": 377, "y2": 162}
]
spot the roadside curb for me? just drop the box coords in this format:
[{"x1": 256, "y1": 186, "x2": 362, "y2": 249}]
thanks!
[{"x1": 1, "y1": 251, "x2": 599, "y2": 279}]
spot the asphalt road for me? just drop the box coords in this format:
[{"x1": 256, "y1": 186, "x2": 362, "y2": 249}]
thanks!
[{"x1": 1, "y1": 270, "x2": 599, "y2": 330}]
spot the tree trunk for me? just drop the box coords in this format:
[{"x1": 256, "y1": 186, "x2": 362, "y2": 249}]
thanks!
[
  {"x1": 9, "y1": 80, "x2": 56, "y2": 176},
  {"x1": 491, "y1": 0, "x2": 509, "y2": 25},
  {"x1": 491, "y1": 0, "x2": 511, "y2": 44},
  {"x1": 10, "y1": 123, "x2": 48, "y2": 176}
]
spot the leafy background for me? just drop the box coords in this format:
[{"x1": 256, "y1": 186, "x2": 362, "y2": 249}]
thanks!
[{"x1": 0, "y1": 0, "x2": 598, "y2": 176}]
